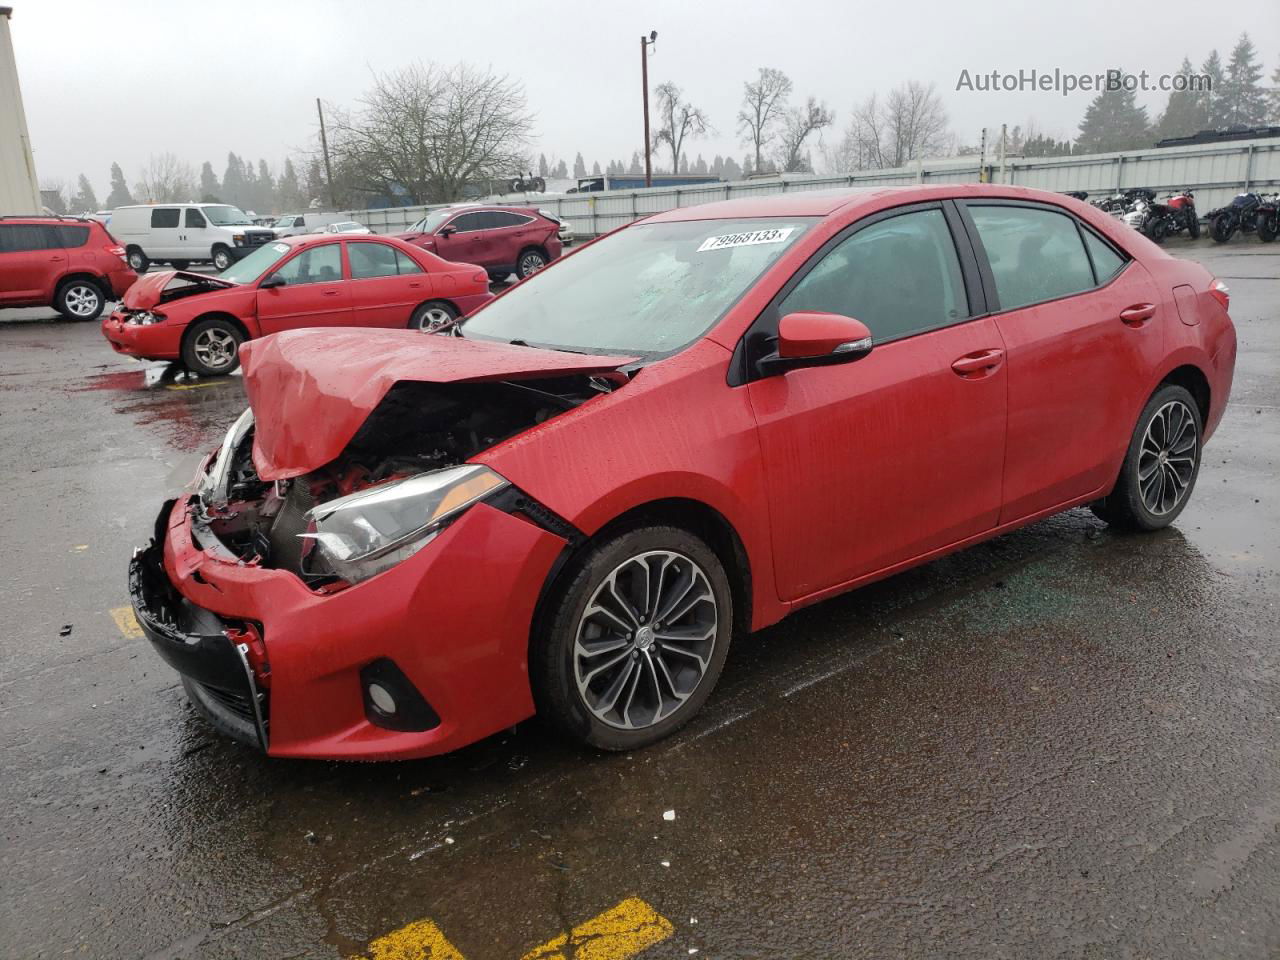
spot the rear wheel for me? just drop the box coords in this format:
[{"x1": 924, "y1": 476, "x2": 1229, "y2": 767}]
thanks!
[
  {"x1": 516, "y1": 248, "x2": 548, "y2": 279},
  {"x1": 531, "y1": 525, "x2": 733, "y2": 751},
  {"x1": 182, "y1": 317, "x2": 243, "y2": 376},
  {"x1": 1091, "y1": 384, "x2": 1202, "y2": 531},
  {"x1": 1258, "y1": 214, "x2": 1278, "y2": 243},
  {"x1": 409, "y1": 300, "x2": 457, "y2": 333},
  {"x1": 171, "y1": 259, "x2": 190, "y2": 270},
  {"x1": 55, "y1": 279, "x2": 104, "y2": 321},
  {"x1": 211, "y1": 245, "x2": 233, "y2": 272},
  {"x1": 126, "y1": 247, "x2": 149, "y2": 272},
  {"x1": 1210, "y1": 214, "x2": 1235, "y2": 243},
  {"x1": 1187, "y1": 214, "x2": 1201, "y2": 239}
]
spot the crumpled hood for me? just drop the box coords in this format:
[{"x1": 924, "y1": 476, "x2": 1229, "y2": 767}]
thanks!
[
  {"x1": 240, "y1": 329, "x2": 636, "y2": 480},
  {"x1": 122, "y1": 270, "x2": 238, "y2": 309}
]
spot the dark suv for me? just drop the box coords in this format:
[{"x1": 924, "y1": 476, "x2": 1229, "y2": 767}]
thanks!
[
  {"x1": 394, "y1": 205, "x2": 563, "y2": 282},
  {"x1": 0, "y1": 217, "x2": 137, "y2": 321}
]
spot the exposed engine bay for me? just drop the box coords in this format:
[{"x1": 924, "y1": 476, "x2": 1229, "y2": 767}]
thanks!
[{"x1": 194, "y1": 375, "x2": 610, "y2": 584}]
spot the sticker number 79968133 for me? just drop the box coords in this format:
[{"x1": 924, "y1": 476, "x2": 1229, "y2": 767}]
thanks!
[{"x1": 696, "y1": 227, "x2": 795, "y2": 252}]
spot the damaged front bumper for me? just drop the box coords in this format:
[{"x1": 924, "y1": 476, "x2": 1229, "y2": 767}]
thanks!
[
  {"x1": 133, "y1": 488, "x2": 569, "y2": 760},
  {"x1": 101, "y1": 311, "x2": 183, "y2": 361}
]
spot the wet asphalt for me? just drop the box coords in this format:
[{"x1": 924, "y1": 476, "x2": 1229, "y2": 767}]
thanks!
[{"x1": 0, "y1": 242, "x2": 1277, "y2": 960}]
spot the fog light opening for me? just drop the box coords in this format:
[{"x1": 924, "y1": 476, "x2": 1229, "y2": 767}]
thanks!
[{"x1": 359, "y1": 658, "x2": 441, "y2": 732}]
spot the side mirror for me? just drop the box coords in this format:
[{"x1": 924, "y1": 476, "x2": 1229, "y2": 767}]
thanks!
[
  {"x1": 759, "y1": 311, "x2": 873, "y2": 376},
  {"x1": 260, "y1": 274, "x2": 286, "y2": 289},
  {"x1": 438, "y1": 225, "x2": 456, "y2": 237}
]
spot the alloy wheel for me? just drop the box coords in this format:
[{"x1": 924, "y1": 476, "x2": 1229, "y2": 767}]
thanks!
[
  {"x1": 63, "y1": 284, "x2": 101, "y2": 317},
  {"x1": 519, "y1": 252, "x2": 546, "y2": 277},
  {"x1": 1139, "y1": 399, "x2": 1198, "y2": 516},
  {"x1": 573, "y1": 550, "x2": 718, "y2": 730},
  {"x1": 416, "y1": 307, "x2": 454, "y2": 332},
  {"x1": 192, "y1": 327, "x2": 237, "y2": 371}
]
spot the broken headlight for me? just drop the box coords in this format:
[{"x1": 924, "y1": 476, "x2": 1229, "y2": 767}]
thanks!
[
  {"x1": 128, "y1": 310, "x2": 166, "y2": 325},
  {"x1": 300, "y1": 465, "x2": 508, "y2": 584}
]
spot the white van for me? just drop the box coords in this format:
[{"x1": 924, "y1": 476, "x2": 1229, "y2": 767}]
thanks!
[
  {"x1": 270, "y1": 212, "x2": 348, "y2": 237},
  {"x1": 109, "y1": 203, "x2": 277, "y2": 272}
]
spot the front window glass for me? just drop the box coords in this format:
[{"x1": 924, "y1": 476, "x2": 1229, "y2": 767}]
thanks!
[
  {"x1": 218, "y1": 241, "x2": 290, "y2": 283},
  {"x1": 967, "y1": 206, "x2": 1096, "y2": 310},
  {"x1": 411, "y1": 211, "x2": 452, "y2": 233},
  {"x1": 273, "y1": 243, "x2": 342, "y2": 285},
  {"x1": 780, "y1": 209, "x2": 968, "y2": 342},
  {"x1": 461, "y1": 218, "x2": 813, "y2": 357},
  {"x1": 185, "y1": 208, "x2": 206, "y2": 228},
  {"x1": 272, "y1": 215, "x2": 295, "y2": 228},
  {"x1": 201, "y1": 205, "x2": 253, "y2": 226}
]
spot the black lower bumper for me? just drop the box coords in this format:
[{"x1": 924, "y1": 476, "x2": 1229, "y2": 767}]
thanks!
[{"x1": 129, "y1": 500, "x2": 268, "y2": 751}]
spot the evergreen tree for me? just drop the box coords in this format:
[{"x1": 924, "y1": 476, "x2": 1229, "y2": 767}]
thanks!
[
  {"x1": 1156, "y1": 57, "x2": 1210, "y2": 140},
  {"x1": 722, "y1": 156, "x2": 742, "y2": 180},
  {"x1": 241, "y1": 159, "x2": 259, "y2": 212},
  {"x1": 537, "y1": 153, "x2": 549, "y2": 177},
  {"x1": 1220, "y1": 34, "x2": 1267, "y2": 127},
  {"x1": 71, "y1": 174, "x2": 98, "y2": 213},
  {"x1": 221, "y1": 152, "x2": 244, "y2": 208},
  {"x1": 572, "y1": 152, "x2": 586, "y2": 178},
  {"x1": 628, "y1": 151, "x2": 643, "y2": 174},
  {"x1": 277, "y1": 159, "x2": 302, "y2": 211},
  {"x1": 199, "y1": 161, "x2": 220, "y2": 202},
  {"x1": 257, "y1": 159, "x2": 275, "y2": 213},
  {"x1": 1200, "y1": 51, "x2": 1228, "y2": 127},
  {"x1": 693, "y1": 154, "x2": 708, "y2": 175},
  {"x1": 1271, "y1": 64, "x2": 1280, "y2": 124},
  {"x1": 1076, "y1": 86, "x2": 1151, "y2": 152},
  {"x1": 552, "y1": 158, "x2": 569, "y2": 179},
  {"x1": 105, "y1": 162, "x2": 132, "y2": 208},
  {"x1": 305, "y1": 159, "x2": 325, "y2": 207}
]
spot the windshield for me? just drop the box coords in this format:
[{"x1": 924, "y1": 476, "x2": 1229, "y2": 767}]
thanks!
[
  {"x1": 272, "y1": 215, "x2": 297, "y2": 227},
  {"x1": 218, "y1": 241, "x2": 290, "y2": 283},
  {"x1": 203, "y1": 205, "x2": 253, "y2": 226},
  {"x1": 410, "y1": 210, "x2": 453, "y2": 234},
  {"x1": 460, "y1": 218, "x2": 813, "y2": 356}
]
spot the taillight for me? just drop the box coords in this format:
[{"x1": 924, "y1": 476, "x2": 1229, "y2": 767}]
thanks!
[
  {"x1": 473, "y1": 271, "x2": 488, "y2": 284},
  {"x1": 106, "y1": 244, "x2": 126, "y2": 261},
  {"x1": 1209, "y1": 278, "x2": 1230, "y2": 311}
]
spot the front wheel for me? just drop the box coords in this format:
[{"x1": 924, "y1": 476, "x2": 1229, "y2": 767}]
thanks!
[
  {"x1": 531, "y1": 525, "x2": 734, "y2": 751},
  {"x1": 182, "y1": 317, "x2": 243, "y2": 376},
  {"x1": 409, "y1": 300, "x2": 457, "y2": 333},
  {"x1": 1258, "y1": 214, "x2": 1278, "y2": 243},
  {"x1": 211, "y1": 246, "x2": 233, "y2": 272},
  {"x1": 516, "y1": 248, "x2": 547, "y2": 279},
  {"x1": 1144, "y1": 217, "x2": 1167, "y2": 244},
  {"x1": 1210, "y1": 214, "x2": 1235, "y2": 243},
  {"x1": 1091, "y1": 384, "x2": 1202, "y2": 531}
]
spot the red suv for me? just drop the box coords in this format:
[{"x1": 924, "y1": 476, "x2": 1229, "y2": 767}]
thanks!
[
  {"x1": 0, "y1": 216, "x2": 137, "y2": 321},
  {"x1": 394, "y1": 205, "x2": 563, "y2": 282}
]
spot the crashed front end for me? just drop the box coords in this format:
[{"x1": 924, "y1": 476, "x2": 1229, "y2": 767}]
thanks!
[{"x1": 129, "y1": 337, "x2": 625, "y2": 759}]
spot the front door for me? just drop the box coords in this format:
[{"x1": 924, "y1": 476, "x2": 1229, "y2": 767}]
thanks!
[
  {"x1": 255, "y1": 241, "x2": 352, "y2": 334},
  {"x1": 746, "y1": 204, "x2": 1008, "y2": 601},
  {"x1": 433, "y1": 212, "x2": 494, "y2": 268},
  {"x1": 959, "y1": 201, "x2": 1167, "y2": 521}
]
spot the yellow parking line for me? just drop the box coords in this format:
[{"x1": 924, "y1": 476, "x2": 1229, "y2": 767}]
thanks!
[
  {"x1": 109, "y1": 606, "x2": 143, "y2": 639},
  {"x1": 521, "y1": 897, "x2": 673, "y2": 960},
  {"x1": 359, "y1": 918, "x2": 466, "y2": 960},
  {"x1": 164, "y1": 380, "x2": 225, "y2": 391}
]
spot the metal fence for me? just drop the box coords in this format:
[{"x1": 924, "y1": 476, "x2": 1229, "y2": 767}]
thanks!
[{"x1": 344, "y1": 136, "x2": 1280, "y2": 239}]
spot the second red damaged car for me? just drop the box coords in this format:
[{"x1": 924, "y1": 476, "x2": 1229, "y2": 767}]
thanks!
[
  {"x1": 393, "y1": 204, "x2": 563, "y2": 281},
  {"x1": 101, "y1": 234, "x2": 492, "y2": 375},
  {"x1": 130, "y1": 185, "x2": 1236, "y2": 761}
]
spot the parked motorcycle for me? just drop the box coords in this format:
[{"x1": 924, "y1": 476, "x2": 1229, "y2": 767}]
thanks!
[
  {"x1": 507, "y1": 172, "x2": 547, "y2": 194},
  {"x1": 1127, "y1": 189, "x2": 1199, "y2": 243},
  {"x1": 1207, "y1": 192, "x2": 1279, "y2": 243},
  {"x1": 1093, "y1": 187, "x2": 1156, "y2": 217}
]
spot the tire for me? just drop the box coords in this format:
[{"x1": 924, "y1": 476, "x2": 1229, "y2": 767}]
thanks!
[
  {"x1": 1258, "y1": 214, "x2": 1278, "y2": 243},
  {"x1": 171, "y1": 259, "x2": 190, "y2": 270},
  {"x1": 1091, "y1": 384, "x2": 1202, "y2": 532},
  {"x1": 409, "y1": 299, "x2": 457, "y2": 333},
  {"x1": 531, "y1": 525, "x2": 734, "y2": 751},
  {"x1": 1187, "y1": 214, "x2": 1201, "y2": 239},
  {"x1": 487, "y1": 271, "x2": 509, "y2": 284},
  {"x1": 1210, "y1": 214, "x2": 1235, "y2": 243},
  {"x1": 126, "y1": 247, "x2": 150, "y2": 272},
  {"x1": 532, "y1": 177, "x2": 546, "y2": 193},
  {"x1": 1144, "y1": 217, "x2": 1166, "y2": 244},
  {"x1": 211, "y1": 246, "x2": 233, "y2": 272},
  {"x1": 181, "y1": 317, "x2": 243, "y2": 376},
  {"x1": 516, "y1": 247, "x2": 548, "y2": 279},
  {"x1": 54, "y1": 279, "x2": 105, "y2": 321}
]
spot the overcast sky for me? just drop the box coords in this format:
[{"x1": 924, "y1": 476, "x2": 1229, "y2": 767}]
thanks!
[{"x1": 13, "y1": 0, "x2": 1279, "y2": 197}]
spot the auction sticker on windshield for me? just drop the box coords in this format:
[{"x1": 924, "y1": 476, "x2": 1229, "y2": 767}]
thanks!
[{"x1": 697, "y1": 227, "x2": 795, "y2": 252}]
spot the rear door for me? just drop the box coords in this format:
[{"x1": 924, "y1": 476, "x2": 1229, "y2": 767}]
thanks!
[
  {"x1": 746, "y1": 202, "x2": 1008, "y2": 600},
  {"x1": 148, "y1": 207, "x2": 182, "y2": 258},
  {"x1": 345, "y1": 240, "x2": 430, "y2": 327},
  {"x1": 255, "y1": 241, "x2": 352, "y2": 333},
  {"x1": 488, "y1": 210, "x2": 538, "y2": 267},
  {"x1": 0, "y1": 223, "x2": 63, "y2": 303},
  {"x1": 958, "y1": 200, "x2": 1166, "y2": 521}
]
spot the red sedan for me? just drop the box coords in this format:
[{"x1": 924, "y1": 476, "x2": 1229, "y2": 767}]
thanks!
[
  {"x1": 129, "y1": 184, "x2": 1236, "y2": 760},
  {"x1": 101, "y1": 234, "x2": 492, "y2": 375}
]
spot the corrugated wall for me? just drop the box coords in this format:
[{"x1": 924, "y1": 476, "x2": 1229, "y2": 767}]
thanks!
[{"x1": 344, "y1": 137, "x2": 1280, "y2": 239}]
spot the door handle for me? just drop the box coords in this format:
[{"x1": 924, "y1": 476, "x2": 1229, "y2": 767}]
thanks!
[
  {"x1": 49, "y1": 255, "x2": 65, "y2": 262},
  {"x1": 408, "y1": 281, "x2": 422, "y2": 288},
  {"x1": 321, "y1": 289, "x2": 340, "y2": 297},
  {"x1": 951, "y1": 348, "x2": 1004, "y2": 379},
  {"x1": 1120, "y1": 303, "x2": 1156, "y2": 326}
]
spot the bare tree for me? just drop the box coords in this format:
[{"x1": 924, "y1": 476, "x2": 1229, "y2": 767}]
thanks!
[
  {"x1": 134, "y1": 153, "x2": 196, "y2": 203},
  {"x1": 653, "y1": 82, "x2": 709, "y2": 176},
  {"x1": 328, "y1": 63, "x2": 533, "y2": 204},
  {"x1": 827, "y1": 82, "x2": 951, "y2": 172},
  {"x1": 738, "y1": 67, "x2": 793, "y2": 173},
  {"x1": 775, "y1": 97, "x2": 834, "y2": 172}
]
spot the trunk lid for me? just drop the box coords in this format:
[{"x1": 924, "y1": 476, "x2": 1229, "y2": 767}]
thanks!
[
  {"x1": 240, "y1": 329, "x2": 635, "y2": 480},
  {"x1": 122, "y1": 270, "x2": 238, "y2": 309}
]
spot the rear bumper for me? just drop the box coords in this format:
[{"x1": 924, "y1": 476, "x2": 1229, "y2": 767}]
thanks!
[
  {"x1": 137, "y1": 493, "x2": 567, "y2": 760},
  {"x1": 101, "y1": 311, "x2": 183, "y2": 360},
  {"x1": 105, "y1": 266, "x2": 139, "y2": 299},
  {"x1": 454, "y1": 291, "x2": 494, "y2": 316}
]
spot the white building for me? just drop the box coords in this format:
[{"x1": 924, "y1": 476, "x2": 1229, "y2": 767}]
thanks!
[{"x1": 0, "y1": 6, "x2": 41, "y2": 215}]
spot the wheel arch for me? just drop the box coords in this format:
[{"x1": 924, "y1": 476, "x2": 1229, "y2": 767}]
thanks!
[
  {"x1": 53, "y1": 271, "x2": 107, "y2": 296},
  {"x1": 1159, "y1": 363, "x2": 1211, "y2": 425}
]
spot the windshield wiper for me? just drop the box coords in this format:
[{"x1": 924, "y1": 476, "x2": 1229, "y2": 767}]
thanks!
[{"x1": 509, "y1": 338, "x2": 530, "y2": 347}]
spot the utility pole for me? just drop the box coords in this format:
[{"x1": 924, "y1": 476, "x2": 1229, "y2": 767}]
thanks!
[
  {"x1": 316, "y1": 97, "x2": 337, "y2": 210},
  {"x1": 998, "y1": 123, "x2": 1007, "y2": 185},
  {"x1": 641, "y1": 31, "x2": 657, "y2": 188}
]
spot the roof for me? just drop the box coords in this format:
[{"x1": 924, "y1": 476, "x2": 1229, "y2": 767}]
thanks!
[{"x1": 644, "y1": 183, "x2": 1075, "y2": 222}]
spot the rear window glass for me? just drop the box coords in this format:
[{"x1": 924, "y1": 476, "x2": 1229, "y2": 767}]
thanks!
[
  {"x1": 151, "y1": 208, "x2": 180, "y2": 228},
  {"x1": 57, "y1": 225, "x2": 91, "y2": 248},
  {"x1": 1081, "y1": 228, "x2": 1126, "y2": 282},
  {"x1": 967, "y1": 205, "x2": 1096, "y2": 311}
]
